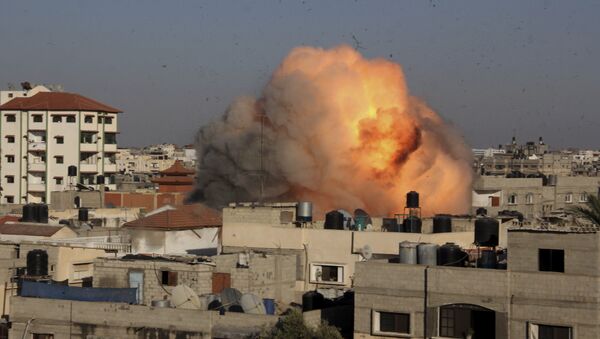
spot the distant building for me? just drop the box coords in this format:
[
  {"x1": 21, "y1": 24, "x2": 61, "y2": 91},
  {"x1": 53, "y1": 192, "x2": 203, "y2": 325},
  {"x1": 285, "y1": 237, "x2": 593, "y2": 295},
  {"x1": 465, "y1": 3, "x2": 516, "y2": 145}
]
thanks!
[
  {"x1": 0, "y1": 90, "x2": 121, "y2": 204},
  {"x1": 152, "y1": 160, "x2": 195, "y2": 193},
  {"x1": 116, "y1": 143, "x2": 196, "y2": 175}
]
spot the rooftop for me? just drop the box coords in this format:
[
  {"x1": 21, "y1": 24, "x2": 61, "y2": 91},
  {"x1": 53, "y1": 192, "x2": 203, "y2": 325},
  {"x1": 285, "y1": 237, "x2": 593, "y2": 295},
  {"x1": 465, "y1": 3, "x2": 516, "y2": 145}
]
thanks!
[
  {"x1": 0, "y1": 223, "x2": 65, "y2": 237},
  {"x1": 122, "y1": 203, "x2": 222, "y2": 230},
  {"x1": 0, "y1": 92, "x2": 121, "y2": 113}
]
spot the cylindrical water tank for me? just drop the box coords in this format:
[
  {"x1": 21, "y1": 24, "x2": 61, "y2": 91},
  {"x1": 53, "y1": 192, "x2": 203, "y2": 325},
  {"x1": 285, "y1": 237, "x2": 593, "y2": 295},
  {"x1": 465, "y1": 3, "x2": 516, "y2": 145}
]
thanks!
[
  {"x1": 478, "y1": 250, "x2": 498, "y2": 269},
  {"x1": 399, "y1": 241, "x2": 418, "y2": 264},
  {"x1": 37, "y1": 204, "x2": 48, "y2": 223},
  {"x1": 302, "y1": 291, "x2": 324, "y2": 311},
  {"x1": 151, "y1": 300, "x2": 172, "y2": 308},
  {"x1": 475, "y1": 217, "x2": 499, "y2": 247},
  {"x1": 68, "y1": 165, "x2": 77, "y2": 177},
  {"x1": 403, "y1": 216, "x2": 422, "y2": 233},
  {"x1": 417, "y1": 243, "x2": 439, "y2": 265},
  {"x1": 78, "y1": 208, "x2": 89, "y2": 222},
  {"x1": 382, "y1": 218, "x2": 399, "y2": 232},
  {"x1": 296, "y1": 202, "x2": 313, "y2": 222},
  {"x1": 324, "y1": 211, "x2": 344, "y2": 230},
  {"x1": 208, "y1": 300, "x2": 223, "y2": 311},
  {"x1": 21, "y1": 204, "x2": 36, "y2": 222},
  {"x1": 406, "y1": 191, "x2": 419, "y2": 208},
  {"x1": 432, "y1": 215, "x2": 452, "y2": 233},
  {"x1": 240, "y1": 294, "x2": 267, "y2": 315},
  {"x1": 438, "y1": 243, "x2": 466, "y2": 267},
  {"x1": 476, "y1": 207, "x2": 487, "y2": 216},
  {"x1": 27, "y1": 249, "x2": 48, "y2": 276}
]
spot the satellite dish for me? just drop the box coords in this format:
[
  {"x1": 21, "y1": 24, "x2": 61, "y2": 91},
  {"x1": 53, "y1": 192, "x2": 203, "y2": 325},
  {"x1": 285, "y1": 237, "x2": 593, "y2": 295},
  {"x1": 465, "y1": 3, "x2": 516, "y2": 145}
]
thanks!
[
  {"x1": 171, "y1": 284, "x2": 205, "y2": 310},
  {"x1": 359, "y1": 244, "x2": 373, "y2": 261}
]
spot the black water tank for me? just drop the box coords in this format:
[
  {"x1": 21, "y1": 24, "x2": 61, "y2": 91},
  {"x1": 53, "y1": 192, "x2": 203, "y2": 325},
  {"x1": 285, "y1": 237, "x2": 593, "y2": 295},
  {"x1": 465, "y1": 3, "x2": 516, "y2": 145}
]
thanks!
[
  {"x1": 382, "y1": 218, "x2": 399, "y2": 232},
  {"x1": 228, "y1": 304, "x2": 244, "y2": 313},
  {"x1": 403, "y1": 216, "x2": 422, "y2": 233},
  {"x1": 475, "y1": 217, "x2": 499, "y2": 247},
  {"x1": 96, "y1": 175, "x2": 105, "y2": 185},
  {"x1": 478, "y1": 250, "x2": 498, "y2": 269},
  {"x1": 302, "y1": 291, "x2": 324, "y2": 311},
  {"x1": 37, "y1": 204, "x2": 48, "y2": 223},
  {"x1": 438, "y1": 243, "x2": 466, "y2": 267},
  {"x1": 68, "y1": 165, "x2": 77, "y2": 177},
  {"x1": 27, "y1": 249, "x2": 48, "y2": 276},
  {"x1": 406, "y1": 191, "x2": 419, "y2": 208},
  {"x1": 432, "y1": 215, "x2": 452, "y2": 233},
  {"x1": 78, "y1": 208, "x2": 89, "y2": 222},
  {"x1": 324, "y1": 211, "x2": 344, "y2": 230},
  {"x1": 21, "y1": 204, "x2": 36, "y2": 222},
  {"x1": 208, "y1": 300, "x2": 223, "y2": 311},
  {"x1": 476, "y1": 207, "x2": 487, "y2": 216}
]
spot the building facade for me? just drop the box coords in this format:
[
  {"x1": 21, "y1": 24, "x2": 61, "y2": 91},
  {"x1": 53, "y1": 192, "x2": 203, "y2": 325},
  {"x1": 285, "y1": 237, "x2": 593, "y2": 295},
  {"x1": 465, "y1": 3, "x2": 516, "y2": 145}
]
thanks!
[{"x1": 0, "y1": 91, "x2": 121, "y2": 204}]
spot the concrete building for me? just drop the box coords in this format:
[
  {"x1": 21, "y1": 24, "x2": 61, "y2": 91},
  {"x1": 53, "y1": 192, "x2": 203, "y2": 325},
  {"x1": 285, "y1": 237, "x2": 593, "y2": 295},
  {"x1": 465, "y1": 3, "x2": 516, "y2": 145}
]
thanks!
[
  {"x1": 122, "y1": 203, "x2": 221, "y2": 255},
  {"x1": 0, "y1": 83, "x2": 50, "y2": 105},
  {"x1": 10, "y1": 296, "x2": 278, "y2": 339},
  {"x1": 353, "y1": 227, "x2": 600, "y2": 339},
  {"x1": 0, "y1": 91, "x2": 121, "y2": 204},
  {"x1": 472, "y1": 175, "x2": 600, "y2": 219}
]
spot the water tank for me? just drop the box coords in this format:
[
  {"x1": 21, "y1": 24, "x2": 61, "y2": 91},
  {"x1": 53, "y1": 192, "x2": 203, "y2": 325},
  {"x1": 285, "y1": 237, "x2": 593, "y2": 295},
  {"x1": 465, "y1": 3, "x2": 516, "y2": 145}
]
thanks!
[
  {"x1": 208, "y1": 299, "x2": 223, "y2": 311},
  {"x1": 475, "y1": 217, "x2": 499, "y2": 247},
  {"x1": 302, "y1": 291, "x2": 324, "y2": 311},
  {"x1": 151, "y1": 300, "x2": 172, "y2": 308},
  {"x1": 406, "y1": 191, "x2": 419, "y2": 208},
  {"x1": 417, "y1": 243, "x2": 438, "y2": 265},
  {"x1": 228, "y1": 304, "x2": 244, "y2": 313},
  {"x1": 37, "y1": 204, "x2": 48, "y2": 223},
  {"x1": 478, "y1": 250, "x2": 498, "y2": 269},
  {"x1": 432, "y1": 215, "x2": 452, "y2": 233},
  {"x1": 78, "y1": 208, "x2": 89, "y2": 222},
  {"x1": 324, "y1": 211, "x2": 344, "y2": 230},
  {"x1": 476, "y1": 207, "x2": 487, "y2": 216},
  {"x1": 68, "y1": 165, "x2": 77, "y2": 177},
  {"x1": 403, "y1": 216, "x2": 422, "y2": 233},
  {"x1": 240, "y1": 294, "x2": 267, "y2": 315},
  {"x1": 399, "y1": 241, "x2": 418, "y2": 264},
  {"x1": 96, "y1": 175, "x2": 105, "y2": 185},
  {"x1": 438, "y1": 243, "x2": 466, "y2": 267},
  {"x1": 382, "y1": 218, "x2": 399, "y2": 232},
  {"x1": 296, "y1": 202, "x2": 313, "y2": 222},
  {"x1": 26, "y1": 249, "x2": 48, "y2": 276},
  {"x1": 21, "y1": 204, "x2": 36, "y2": 222}
]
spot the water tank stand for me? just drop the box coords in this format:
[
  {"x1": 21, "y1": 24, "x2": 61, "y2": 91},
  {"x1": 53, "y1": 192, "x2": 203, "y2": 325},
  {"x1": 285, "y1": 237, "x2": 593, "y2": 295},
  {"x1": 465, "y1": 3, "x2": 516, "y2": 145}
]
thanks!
[{"x1": 402, "y1": 207, "x2": 421, "y2": 222}]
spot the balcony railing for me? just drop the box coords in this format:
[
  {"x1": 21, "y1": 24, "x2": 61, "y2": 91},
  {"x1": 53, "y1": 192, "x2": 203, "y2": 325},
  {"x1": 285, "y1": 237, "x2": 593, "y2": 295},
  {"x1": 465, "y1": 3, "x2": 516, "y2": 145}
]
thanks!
[{"x1": 28, "y1": 142, "x2": 46, "y2": 151}]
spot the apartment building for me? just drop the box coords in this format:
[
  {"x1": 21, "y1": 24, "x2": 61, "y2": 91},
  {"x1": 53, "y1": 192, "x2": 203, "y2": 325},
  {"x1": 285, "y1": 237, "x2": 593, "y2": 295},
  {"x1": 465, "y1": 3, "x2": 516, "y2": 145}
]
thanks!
[{"x1": 0, "y1": 91, "x2": 120, "y2": 204}]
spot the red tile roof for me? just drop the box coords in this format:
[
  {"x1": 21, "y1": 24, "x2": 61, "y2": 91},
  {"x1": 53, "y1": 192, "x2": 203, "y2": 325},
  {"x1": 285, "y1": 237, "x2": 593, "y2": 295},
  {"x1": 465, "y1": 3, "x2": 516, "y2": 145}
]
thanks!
[
  {"x1": 152, "y1": 176, "x2": 194, "y2": 185},
  {"x1": 159, "y1": 160, "x2": 195, "y2": 176},
  {"x1": 122, "y1": 204, "x2": 222, "y2": 230},
  {"x1": 0, "y1": 223, "x2": 64, "y2": 237},
  {"x1": 0, "y1": 216, "x2": 20, "y2": 225},
  {"x1": 0, "y1": 92, "x2": 121, "y2": 113}
]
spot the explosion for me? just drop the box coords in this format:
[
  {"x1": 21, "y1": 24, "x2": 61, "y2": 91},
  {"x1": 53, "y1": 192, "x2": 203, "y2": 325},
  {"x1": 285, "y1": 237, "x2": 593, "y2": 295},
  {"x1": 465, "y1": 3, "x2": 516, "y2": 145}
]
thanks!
[{"x1": 193, "y1": 45, "x2": 473, "y2": 216}]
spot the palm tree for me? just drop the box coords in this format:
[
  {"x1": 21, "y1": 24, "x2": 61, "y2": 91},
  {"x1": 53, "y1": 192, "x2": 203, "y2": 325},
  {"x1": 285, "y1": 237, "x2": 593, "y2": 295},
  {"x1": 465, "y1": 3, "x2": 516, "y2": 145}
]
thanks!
[{"x1": 568, "y1": 194, "x2": 600, "y2": 226}]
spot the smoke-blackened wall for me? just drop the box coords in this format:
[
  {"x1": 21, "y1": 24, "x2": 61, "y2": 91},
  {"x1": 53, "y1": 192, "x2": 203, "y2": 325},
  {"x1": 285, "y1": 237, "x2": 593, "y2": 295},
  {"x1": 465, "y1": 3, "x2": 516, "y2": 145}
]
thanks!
[{"x1": 193, "y1": 45, "x2": 473, "y2": 216}]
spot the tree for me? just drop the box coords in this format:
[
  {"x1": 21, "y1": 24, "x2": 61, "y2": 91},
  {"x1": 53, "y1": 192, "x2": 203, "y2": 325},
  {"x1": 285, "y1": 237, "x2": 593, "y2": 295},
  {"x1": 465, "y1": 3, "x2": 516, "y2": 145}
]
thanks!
[
  {"x1": 256, "y1": 309, "x2": 343, "y2": 339},
  {"x1": 568, "y1": 194, "x2": 600, "y2": 226}
]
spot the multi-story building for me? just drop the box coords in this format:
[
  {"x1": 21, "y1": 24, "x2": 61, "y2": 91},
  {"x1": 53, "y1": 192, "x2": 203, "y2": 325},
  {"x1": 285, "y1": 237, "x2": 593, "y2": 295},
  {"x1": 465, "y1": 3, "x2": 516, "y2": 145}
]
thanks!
[{"x1": 0, "y1": 91, "x2": 120, "y2": 204}]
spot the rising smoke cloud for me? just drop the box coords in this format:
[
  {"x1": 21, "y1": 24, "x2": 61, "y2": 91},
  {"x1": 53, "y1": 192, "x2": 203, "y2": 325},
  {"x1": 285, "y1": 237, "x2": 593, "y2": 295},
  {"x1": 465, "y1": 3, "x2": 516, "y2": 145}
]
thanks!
[{"x1": 193, "y1": 45, "x2": 473, "y2": 216}]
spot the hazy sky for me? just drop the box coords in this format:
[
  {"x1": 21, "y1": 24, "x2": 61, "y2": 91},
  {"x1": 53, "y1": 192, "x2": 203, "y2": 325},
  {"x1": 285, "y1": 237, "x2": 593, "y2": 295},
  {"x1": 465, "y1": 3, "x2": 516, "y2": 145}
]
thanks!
[{"x1": 1, "y1": 1, "x2": 598, "y2": 149}]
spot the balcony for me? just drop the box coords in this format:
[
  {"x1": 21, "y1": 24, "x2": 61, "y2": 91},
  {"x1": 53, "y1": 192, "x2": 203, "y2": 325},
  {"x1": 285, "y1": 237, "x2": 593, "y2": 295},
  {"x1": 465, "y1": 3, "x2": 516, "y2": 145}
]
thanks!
[
  {"x1": 28, "y1": 162, "x2": 46, "y2": 172},
  {"x1": 80, "y1": 163, "x2": 98, "y2": 173},
  {"x1": 81, "y1": 123, "x2": 99, "y2": 132},
  {"x1": 103, "y1": 164, "x2": 117, "y2": 173},
  {"x1": 28, "y1": 142, "x2": 46, "y2": 151},
  {"x1": 80, "y1": 143, "x2": 98, "y2": 152},
  {"x1": 103, "y1": 143, "x2": 117, "y2": 153},
  {"x1": 28, "y1": 183, "x2": 46, "y2": 192}
]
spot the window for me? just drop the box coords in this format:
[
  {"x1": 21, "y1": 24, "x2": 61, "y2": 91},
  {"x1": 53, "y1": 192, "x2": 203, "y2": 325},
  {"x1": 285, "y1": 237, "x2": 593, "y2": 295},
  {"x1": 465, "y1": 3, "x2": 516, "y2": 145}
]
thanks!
[
  {"x1": 579, "y1": 192, "x2": 588, "y2": 202},
  {"x1": 80, "y1": 132, "x2": 95, "y2": 144},
  {"x1": 84, "y1": 115, "x2": 94, "y2": 123},
  {"x1": 5, "y1": 196, "x2": 14, "y2": 204},
  {"x1": 55, "y1": 156, "x2": 64, "y2": 164},
  {"x1": 32, "y1": 334, "x2": 54, "y2": 339},
  {"x1": 66, "y1": 116, "x2": 76, "y2": 123},
  {"x1": 8, "y1": 93, "x2": 13, "y2": 98},
  {"x1": 508, "y1": 194, "x2": 517, "y2": 205},
  {"x1": 55, "y1": 136, "x2": 64, "y2": 144},
  {"x1": 440, "y1": 307, "x2": 455, "y2": 337},
  {"x1": 564, "y1": 193, "x2": 572, "y2": 204},
  {"x1": 529, "y1": 323, "x2": 572, "y2": 339},
  {"x1": 6, "y1": 155, "x2": 15, "y2": 163},
  {"x1": 373, "y1": 311, "x2": 410, "y2": 335},
  {"x1": 52, "y1": 115, "x2": 62, "y2": 123},
  {"x1": 5, "y1": 135, "x2": 15, "y2": 143},
  {"x1": 161, "y1": 270, "x2": 178, "y2": 286},
  {"x1": 310, "y1": 263, "x2": 343, "y2": 284},
  {"x1": 104, "y1": 117, "x2": 113, "y2": 124},
  {"x1": 539, "y1": 249, "x2": 564, "y2": 273},
  {"x1": 526, "y1": 193, "x2": 534, "y2": 204},
  {"x1": 32, "y1": 115, "x2": 43, "y2": 123},
  {"x1": 55, "y1": 177, "x2": 63, "y2": 185},
  {"x1": 5, "y1": 176, "x2": 14, "y2": 183},
  {"x1": 104, "y1": 133, "x2": 117, "y2": 144},
  {"x1": 5, "y1": 114, "x2": 16, "y2": 122}
]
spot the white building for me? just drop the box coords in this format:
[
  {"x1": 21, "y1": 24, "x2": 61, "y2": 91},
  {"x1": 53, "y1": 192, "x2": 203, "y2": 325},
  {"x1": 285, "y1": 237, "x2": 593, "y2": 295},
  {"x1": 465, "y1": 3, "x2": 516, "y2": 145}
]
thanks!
[{"x1": 0, "y1": 91, "x2": 121, "y2": 204}]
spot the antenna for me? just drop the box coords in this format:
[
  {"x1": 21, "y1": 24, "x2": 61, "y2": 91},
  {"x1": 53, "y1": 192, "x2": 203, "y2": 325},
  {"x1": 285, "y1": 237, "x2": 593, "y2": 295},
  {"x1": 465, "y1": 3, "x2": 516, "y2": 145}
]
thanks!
[{"x1": 259, "y1": 113, "x2": 264, "y2": 202}]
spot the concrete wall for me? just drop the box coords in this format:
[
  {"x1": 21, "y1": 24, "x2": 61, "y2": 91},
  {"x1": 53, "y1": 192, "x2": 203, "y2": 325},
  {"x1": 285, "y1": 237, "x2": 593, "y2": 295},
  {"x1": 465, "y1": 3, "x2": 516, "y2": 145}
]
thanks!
[
  {"x1": 128, "y1": 227, "x2": 219, "y2": 255},
  {"x1": 10, "y1": 296, "x2": 278, "y2": 339}
]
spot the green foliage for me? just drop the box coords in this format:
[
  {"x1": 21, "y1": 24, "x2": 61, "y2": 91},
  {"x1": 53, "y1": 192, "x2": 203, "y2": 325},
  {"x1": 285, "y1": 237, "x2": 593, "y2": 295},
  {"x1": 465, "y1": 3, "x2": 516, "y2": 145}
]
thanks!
[
  {"x1": 256, "y1": 309, "x2": 343, "y2": 339},
  {"x1": 568, "y1": 194, "x2": 600, "y2": 226}
]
